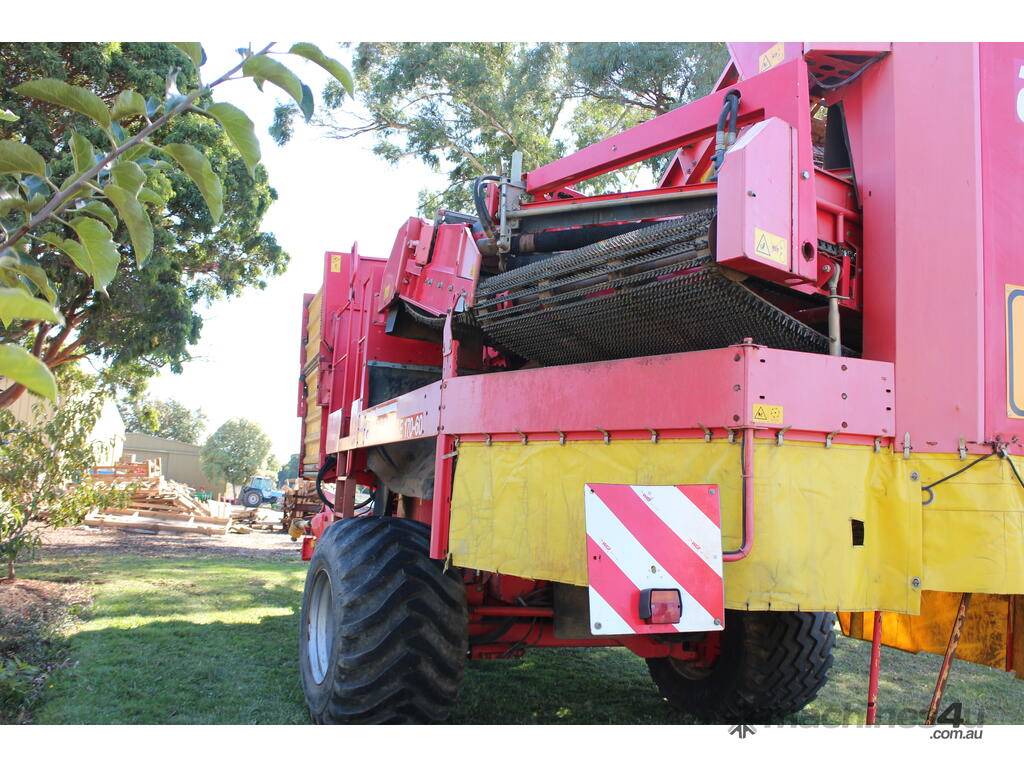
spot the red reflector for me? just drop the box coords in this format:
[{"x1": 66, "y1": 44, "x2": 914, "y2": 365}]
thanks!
[
  {"x1": 300, "y1": 536, "x2": 315, "y2": 561},
  {"x1": 639, "y1": 588, "x2": 682, "y2": 624}
]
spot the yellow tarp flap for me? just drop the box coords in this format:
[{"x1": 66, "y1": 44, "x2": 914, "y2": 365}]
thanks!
[
  {"x1": 909, "y1": 454, "x2": 1024, "y2": 593},
  {"x1": 839, "y1": 592, "x2": 1019, "y2": 677},
  {"x1": 449, "y1": 439, "x2": 921, "y2": 613}
]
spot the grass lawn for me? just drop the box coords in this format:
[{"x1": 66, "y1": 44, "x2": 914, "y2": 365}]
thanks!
[{"x1": 17, "y1": 547, "x2": 1023, "y2": 725}]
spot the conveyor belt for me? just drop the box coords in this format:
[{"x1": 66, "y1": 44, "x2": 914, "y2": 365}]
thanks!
[{"x1": 472, "y1": 210, "x2": 836, "y2": 366}]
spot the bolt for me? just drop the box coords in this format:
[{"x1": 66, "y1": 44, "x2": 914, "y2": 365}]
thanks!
[
  {"x1": 650, "y1": 565, "x2": 657, "y2": 573},
  {"x1": 747, "y1": 189, "x2": 757, "y2": 197},
  {"x1": 594, "y1": 622, "x2": 602, "y2": 630},
  {"x1": 910, "y1": 471, "x2": 920, "y2": 482},
  {"x1": 822, "y1": 263, "x2": 832, "y2": 273},
  {"x1": 611, "y1": 145, "x2": 617, "y2": 151},
  {"x1": 733, "y1": 414, "x2": 740, "y2": 422},
  {"x1": 733, "y1": 384, "x2": 741, "y2": 391},
  {"x1": 911, "y1": 577, "x2": 921, "y2": 589},
  {"x1": 714, "y1": 618, "x2": 722, "y2": 626},
  {"x1": 841, "y1": 393, "x2": 848, "y2": 400},
  {"x1": 709, "y1": 488, "x2": 717, "y2": 496},
  {"x1": 801, "y1": 170, "x2": 810, "y2": 179}
]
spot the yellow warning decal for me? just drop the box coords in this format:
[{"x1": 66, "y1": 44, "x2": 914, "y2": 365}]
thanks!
[
  {"x1": 1007, "y1": 284, "x2": 1024, "y2": 418},
  {"x1": 754, "y1": 227, "x2": 789, "y2": 267},
  {"x1": 752, "y1": 404, "x2": 784, "y2": 424},
  {"x1": 382, "y1": 284, "x2": 393, "y2": 301},
  {"x1": 330, "y1": 253, "x2": 342, "y2": 273},
  {"x1": 758, "y1": 42, "x2": 786, "y2": 73}
]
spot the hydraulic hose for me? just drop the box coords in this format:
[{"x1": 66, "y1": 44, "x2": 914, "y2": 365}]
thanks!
[
  {"x1": 316, "y1": 455, "x2": 337, "y2": 510},
  {"x1": 473, "y1": 174, "x2": 501, "y2": 241},
  {"x1": 712, "y1": 89, "x2": 741, "y2": 177}
]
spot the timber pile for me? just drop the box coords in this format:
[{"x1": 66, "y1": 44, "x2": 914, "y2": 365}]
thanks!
[
  {"x1": 282, "y1": 478, "x2": 321, "y2": 530},
  {"x1": 82, "y1": 459, "x2": 237, "y2": 536}
]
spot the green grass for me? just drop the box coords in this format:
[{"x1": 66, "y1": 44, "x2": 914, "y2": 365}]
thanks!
[{"x1": 17, "y1": 551, "x2": 1024, "y2": 725}]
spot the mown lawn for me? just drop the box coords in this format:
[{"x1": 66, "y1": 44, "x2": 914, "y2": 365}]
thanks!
[{"x1": 18, "y1": 550, "x2": 1023, "y2": 725}]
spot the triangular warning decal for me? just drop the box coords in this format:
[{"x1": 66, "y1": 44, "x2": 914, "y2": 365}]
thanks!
[{"x1": 755, "y1": 233, "x2": 770, "y2": 259}]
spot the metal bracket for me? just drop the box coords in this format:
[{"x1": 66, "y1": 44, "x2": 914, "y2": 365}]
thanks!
[
  {"x1": 595, "y1": 426, "x2": 611, "y2": 445},
  {"x1": 903, "y1": 431, "x2": 912, "y2": 459},
  {"x1": 958, "y1": 437, "x2": 968, "y2": 461},
  {"x1": 484, "y1": 434, "x2": 492, "y2": 447},
  {"x1": 727, "y1": 429, "x2": 737, "y2": 444},
  {"x1": 825, "y1": 429, "x2": 840, "y2": 449},
  {"x1": 516, "y1": 429, "x2": 528, "y2": 446},
  {"x1": 440, "y1": 436, "x2": 460, "y2": 460},
  {"x1": 557, "y1": 430, "x2": 567, "y2": 446},
  {"x1": 776, "y1": 426, "x2": 791, "y2": 446},
  {"x1": 874, "y1": 437, "x2": 882, "y2": 453},
  {"x1": 646, "y1": 428, "x2": 659, "y2": 444},
  {"x1": 697, "y1": 422, "x2": 712, "y2": 442}
]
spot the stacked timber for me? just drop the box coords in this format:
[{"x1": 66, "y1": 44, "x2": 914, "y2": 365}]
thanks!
[
  {"x1": 82, "y1": 459, "x2": 236, "y2": 535},
  {"x1": 282, "y1": 478, "x2": 322, "y2": 531}
]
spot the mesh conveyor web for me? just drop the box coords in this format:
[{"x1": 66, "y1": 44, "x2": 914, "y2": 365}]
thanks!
[{"x1": 470, "y1": 209, "x2": 836, "y2": 366}]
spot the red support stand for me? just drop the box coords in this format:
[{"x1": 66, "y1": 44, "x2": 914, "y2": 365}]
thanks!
[{"x1": 865, "y1": 610, "x2": 883, "y2": 724}]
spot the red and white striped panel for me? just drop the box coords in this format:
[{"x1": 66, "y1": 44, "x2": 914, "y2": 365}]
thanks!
[{"x1": 584, "y1": 483, "x2": 724, "y2": 635}]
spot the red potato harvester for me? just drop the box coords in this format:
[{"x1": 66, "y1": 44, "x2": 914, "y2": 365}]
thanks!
[{"x1": 292, "y1": 42, "x2": 1024, "y2": 725}]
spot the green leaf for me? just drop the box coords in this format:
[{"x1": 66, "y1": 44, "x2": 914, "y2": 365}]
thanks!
[
  {"x1": 161, "y1": 143, "x2": 223, "y2": 223},
  {"x1": 171, "y1": 43, "x2": 205, "y2": 71},
  {"x1": 0, "y1": 343, "x2": 57, "y2": 400},
  {"x1": 104, "y1": 184, "x2": 153, "y2": 264},
  {"x1": 111, "y1": 161, "x2": 145, "y2": 196},
  {"x1": 0, "y1": 140, "x2": 46, "y2": 177},
  {"x1": 207, "y1": 102, "x2": 260, "y2": 177},
  {"x1": 41, "y1": 218, "x2": 120, "y2": 292},
  {"x1": 0, "y1": 287, "x2": 63, "y2": 325},
  {"x1": 289, "y1": 43, "x2": 354, "y2": 97},
  {"x1": 242, "y1": 56, "x2": 304, "y2": 107},
  {"x1": 138, "y1": 187, "x2": 162, "y2": 206},
  {"x1": 70, "y1": 131, "x2": 97, "y2": 175},
  {"x1": 14, "y1": 78, "x2": 111, "y2": 129},
  {"x1": 0, "y1": 108, "x2": 18, "y2": 122},
  {"x1": 0, "y1": 192, "x2": 45, "y2": 218},
  {"x1": 299, "y1": 84, "x2": 314, "y2": 122},
  {"x1": 0, "y1": 252, "x2": 56, "y2": 303},
  {"x1": 77, "y1": 200, "x2": 117, "y2": 229},
  {"x1": 111, "y1": 90, "x2": 148, "y2": 121}
]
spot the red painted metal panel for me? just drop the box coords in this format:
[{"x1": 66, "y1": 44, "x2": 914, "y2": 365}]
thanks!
[
  {"x1": 980, "y1": 43, "x2": 1024, "y2": 447},
  {"x1": 727, "y1": 42, "x2": 804, "y2": 80},
  {"x1": 849, "y1": 43, "x2": 987, "y2": 454}
]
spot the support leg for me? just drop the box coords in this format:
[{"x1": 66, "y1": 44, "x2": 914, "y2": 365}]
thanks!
[
  {"x1": 925, "y1": 592, "x2": 972, "y2": 725},
  {"x1": 866, "y1": 610, "x2": 883, "y2": 724}
]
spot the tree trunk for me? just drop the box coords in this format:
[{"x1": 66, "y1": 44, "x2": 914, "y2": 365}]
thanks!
[
  {"x1": 6, "y1": 559, "x2": 14, "y2": 580},
  {"x1": 0, "y1": 381, "x2": 27, "y2": 410}
]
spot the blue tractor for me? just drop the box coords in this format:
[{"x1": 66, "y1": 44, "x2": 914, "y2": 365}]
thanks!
[{"x1": 239, "y1": 475, "x2": 284, "y2": 508}]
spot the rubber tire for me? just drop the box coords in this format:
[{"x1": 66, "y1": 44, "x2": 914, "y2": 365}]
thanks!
[
  {"x1": 241, "y1": 490, "x2": 262, "y2": 508},
  {"x1": 298, "y1": 516, "x2": 468, "y2": 724},
  {"x1": 647, "y1": 610, "x2": 835, "y2": 723}
]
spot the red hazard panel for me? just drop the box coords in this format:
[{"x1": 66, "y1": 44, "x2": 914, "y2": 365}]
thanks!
[{"x1": 585, "y1": 484, "x2": 724, "y2": 635}]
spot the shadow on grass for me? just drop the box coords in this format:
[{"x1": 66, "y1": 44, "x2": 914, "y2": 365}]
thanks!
[{"x1": 36, "y1": 613, "x2": 310, "y2": 725}]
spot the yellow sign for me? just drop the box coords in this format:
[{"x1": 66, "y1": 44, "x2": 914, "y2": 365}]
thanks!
[
  {"x1": 758, "y1": 42, "x2": 786, "y2": 73},
  {"x1": 752, "y1": 403, "x2": 784, "y2": 424},
  {"x1": 1007, "y1": 284, "x2": 1024, "y2": 418},
  {"x1": 330, "y1": 253, "x2": 342, "y2": 273},
  {"x1": 754, "y1": 227, "x2": 789, "y2": 266}
]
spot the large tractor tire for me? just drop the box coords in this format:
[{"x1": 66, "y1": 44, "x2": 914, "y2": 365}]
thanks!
[
  {"x1": 298, "y1": 516, "x2": 468, "y2": 724},
  {"x1": 647, "y1": 610, "x2": 835, "y2": 723}
]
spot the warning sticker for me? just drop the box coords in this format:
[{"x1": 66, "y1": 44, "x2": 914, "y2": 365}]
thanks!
[
  {"x1": 752, "y1": 404, "x2": 784, "y2": 424},
  {"x1": 758, "y1": 43, "x2": 786, "y2": 73},
  {"x1": 1007, "y1": 284, "x2": 1024, "y2": 418},
  {"x1": 330, "y1": 253, "x2": 342, "y2": 273},
  {"x1": 754, "y1": 228, "x2": 789, "y2": 267}
]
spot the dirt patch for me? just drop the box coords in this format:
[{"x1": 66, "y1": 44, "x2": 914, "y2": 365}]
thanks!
[
  {"x1": 38, "y1": 524, "x2": 301, "y2": 562},
  {"x1": 0, "y1": 579, "x2": 91, "y2": 623}
]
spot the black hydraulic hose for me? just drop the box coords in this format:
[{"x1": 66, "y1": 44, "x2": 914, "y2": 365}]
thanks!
[
  {"x1": 473, "y1": 174, "x2": 501, "y2": 241},
  {"x1": 712, "y1": 89, "x2": 741, "y2": 177},
  {"x1": 316, "y1": 455, "x2": 336, "y2": 510},
  {"x1": 316, "y1": 454, "x2": 374, "y2": 511}
]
